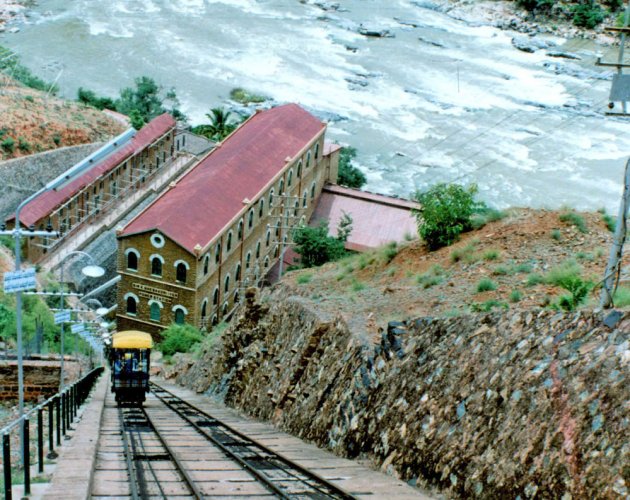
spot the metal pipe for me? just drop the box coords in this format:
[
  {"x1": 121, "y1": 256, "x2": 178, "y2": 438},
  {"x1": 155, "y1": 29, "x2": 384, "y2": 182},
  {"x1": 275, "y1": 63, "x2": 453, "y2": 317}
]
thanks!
[
  {"x1": 3, "y1": 433, "x2": 11, "y2": 500},
  {"x1": 23, "y1": 418, "x2": 30, "y2": 495},
  {"x1": 37, "y1": 408, "x2": 44, "y2": 474}
]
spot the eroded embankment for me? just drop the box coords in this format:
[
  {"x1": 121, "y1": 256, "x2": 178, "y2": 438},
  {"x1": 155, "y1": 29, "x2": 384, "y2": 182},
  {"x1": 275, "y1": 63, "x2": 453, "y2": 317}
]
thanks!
[{"x1": 174, "y1": 288, "x2": 629, "y2": 498}]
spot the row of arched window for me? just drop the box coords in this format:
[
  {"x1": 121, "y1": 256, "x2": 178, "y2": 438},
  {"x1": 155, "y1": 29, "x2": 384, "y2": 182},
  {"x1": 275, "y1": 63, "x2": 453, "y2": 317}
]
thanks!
[
  {"x1": 126, "y1": 249, "x2": 189, "y2": 284},
  {"x1": 124, "y1": 293, "x2": 188, "y2": 325}
]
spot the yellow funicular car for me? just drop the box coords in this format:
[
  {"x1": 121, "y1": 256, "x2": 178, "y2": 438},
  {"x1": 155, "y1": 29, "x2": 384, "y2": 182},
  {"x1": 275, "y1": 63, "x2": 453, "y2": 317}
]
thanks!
[{"x1": 110, "y1": 330, "x2": 153, "y2": 405}]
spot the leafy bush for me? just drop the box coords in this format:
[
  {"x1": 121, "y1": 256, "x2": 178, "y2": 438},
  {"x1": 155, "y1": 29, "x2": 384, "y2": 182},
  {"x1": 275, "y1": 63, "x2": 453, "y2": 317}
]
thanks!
[
  {"x1": 158, "y1": 324, "x2": 203, "y2": 356},
  {"x1": 602, "y1": 213, "x2": 616, "y2": 232},
  {"x1": 477, "y1": 278, "x2": 497, "y2": 293},
  {"x1": 293, "y1": 221, "x2": 346, "y2": 268},
  {"x1": 450, "y1": 241, "x2": 480, "y2": 264},
  {"x1": 413, "y1": 183, "x2": 482, "y2": 250},
  {"x1": 380, "y1": 241, "x2": 398, "y2": 264},
  {"x1": 509, "y1": 290, "x2": 523, "y2": 303},
  {"x1": 1, "y1": 137, "x2": 15, "y2": 153},
  {"x1": 77, "y1": 87, "x2": 115, "y2": 110},
  {"x1": 516, "y1": 0, "x2": 555, "y2": 12},
  {"x1": 545, "y1": 260, "x2": 593, "y2": 311},
  {"x1": 337, "y1": 146, "x2": 367, "y2": 189},
  {"x1": 493, "y1": 265, "x2": 509, "y2": 276},
  {"x1": 296, "y1": 272, "x2": 313, "y2": 284},
  {"x1": 416, "y1": 265, "x2": 446, "y2": 289},
  {"x1": 470, "y1": 299, "x2": 508, "y2": 312},
  {"x1": 350, "y1": 278, "x2": 366, "y2": 292},
  {"x1": 526, "y1": 273, "x2": 544, "y2": 286},
  {"x1": 0, "y1": 45, "x2": 58, "y2": 93},
  {"x1": 559, "y1": 211, "x2": 588, "y2": 233},
  {"x1": 572, "y1": 2, "x2": 605, "y2": 28},
  {"x1": 483, "y1": 249, "x2": 500, "y2": 261},
  {"x1": 229, "y1": 87, "x2": 268, "y2": 104},
  {"x1": 18, "y1": 137, "x2": 30, "y2": 152},
  {"x1": 551, "y1": 229, "x2": 562, "y2": 241}
]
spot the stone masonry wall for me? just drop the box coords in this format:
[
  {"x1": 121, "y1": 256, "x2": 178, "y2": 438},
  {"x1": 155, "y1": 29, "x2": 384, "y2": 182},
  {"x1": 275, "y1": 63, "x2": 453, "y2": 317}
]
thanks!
[
  {"x1": 0, "y1": 362, "x2": 61, "y2": 401},
  {"x1": 175, "y1": 287, "x2": 629, "y2": 498},
  {"x1": 0, "y1": 143, "x2": 102, "y2": 221}
]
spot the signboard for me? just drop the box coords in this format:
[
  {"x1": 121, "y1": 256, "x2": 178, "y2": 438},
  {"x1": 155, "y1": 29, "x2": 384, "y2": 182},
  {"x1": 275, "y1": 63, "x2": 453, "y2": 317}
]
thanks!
[
  {"x1": 71, "y1": 323, "x2": 85, "y2": 334},
  {"x1": 54, "y1": 310, "x2": 72, "y2": 324},
  {"x1": 3, "y1": 268, "x2": 37, "y2": 293}
]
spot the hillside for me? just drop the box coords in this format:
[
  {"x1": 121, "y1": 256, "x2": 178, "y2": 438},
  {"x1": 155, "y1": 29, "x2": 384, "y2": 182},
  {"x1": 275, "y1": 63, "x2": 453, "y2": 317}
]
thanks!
[
  {"x1": 282, "y1": 207, "x2": 620, "y2": 333},
  {"x1": 0, "y1": 78, "x2": 125, "y2": 161}
]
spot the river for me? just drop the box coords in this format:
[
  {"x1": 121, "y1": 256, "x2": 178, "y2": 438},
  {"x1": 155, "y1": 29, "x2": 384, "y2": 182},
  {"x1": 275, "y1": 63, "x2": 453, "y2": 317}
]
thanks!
[{"x1": 1, "y1": 0, "x2": 629, "y2": 211}]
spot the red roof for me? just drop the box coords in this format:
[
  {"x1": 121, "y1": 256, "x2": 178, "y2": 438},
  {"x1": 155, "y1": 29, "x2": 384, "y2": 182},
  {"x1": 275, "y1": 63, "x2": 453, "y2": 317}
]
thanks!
[
  {"x1": 120, "y1": 104, "x2": 325, "y2": 253},
  {"x1": 311, "y1": 184, "x2": 420, "y2": 252},
  {"x1": 12, "y1": 113, "x2": 176, "y2": 227}
]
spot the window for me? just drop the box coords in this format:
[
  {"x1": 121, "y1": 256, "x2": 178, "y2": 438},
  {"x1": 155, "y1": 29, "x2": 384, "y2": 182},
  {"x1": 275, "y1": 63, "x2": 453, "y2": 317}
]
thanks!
[
  {"x1": 294, "y1": 200, "x2": 299, "y2": 217},
  {"x1": 234, "y1": 291, "x2": 240, "y2": 304},
  {"x1": 248, "y1": 209, "x2": 254, "y2": 229},
  {"x1": 311, "y1": 182, "x2": 316, "y2": 199},
  {"x1": 224, "y1": 274, "x2": 230, "y2": 293},
  {"x1": 235, "y1": 263, "x2": 241, "y2": 282},
  {"x1": 151, "y1": 256, "x2": 162, "y2": 276},
  {"x1": 287, "y1": 169, "x2": 293, "y2": 187},
  {"x1": 264, "y1": 256, "x2": 270, "y2": 269},
  {"x1": 213, "y1": 287, "x2": 219, "y2": 305},
  {"x1": 176, "y1": 262, "x2": 187, "y2": 283},
  {"x1": 227, "y1": 231, "x2": 233, "y2": 252},
  {"x1": 297, "y1": 160, "x2": 302, "y2": 178},
  {"x1": 126, "y1": 296, "x2": 137, "y2": 315},
  {"x1": 302, "y1": 191, "x2": 308, "y2": 208},
  {"x1": 215, "y1": 243, "x2": 221, "y2": 264},
  {"x1": 246, "y1": 252, "x2": 251, "y2": 270},
  {"x1": 126, "y1": 249, "x2": 139, "y2": 271},
  {"x1": 306, "y1": 150, "x2": 312, "y2": 168},
  {"x1": 174, "y1": 308, "x2": 185, "y2": 325},
  {"x1": 150, "y1": 302, "x2": 161, "y2": 322},
  {"x1": 274, "y1": 245, "x2": 279, "y2": 258},
  {"x1": 201, "y1": 299, "x2": 207, "y2": 319},
  {"x1": 211, "y1": 315, "x2": 218, "y2": 326},
  {"x1": 255, "y1": 241, "x2": 261, "y2": 259},
  {"x1": 315, "y1": 142, "x2": 320, "y2": 159},
  {"x1": 279, "y1": 179, "x2": 284, "y2": 194},
  {"x1": 222, "y1": 303, "x2": 228, "y2": 316},
  {"x1": 237, "y1": 220, "x2": 243, "y2": 241},
  {"x1": 203, "y1": 255, "x2": 209, "y2": 275},
  {"x1": 266, "y1": 230, "x2": 271, "y2": 247},
  {"x1": 258, "y1": 199, "x2": 264, "y2": 218},
  {"x1": 275, "y1": 223, "x2": 280, "y2": 237},
  {"x1": 268, "y1": 189, "x2": 275, "y2": 213}
]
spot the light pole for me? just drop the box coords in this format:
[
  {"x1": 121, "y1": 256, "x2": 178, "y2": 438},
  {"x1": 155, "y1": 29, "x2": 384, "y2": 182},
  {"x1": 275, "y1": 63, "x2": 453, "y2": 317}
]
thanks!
[{"x1": 58, "y1": 251, "x2": 104, "y2": 390}]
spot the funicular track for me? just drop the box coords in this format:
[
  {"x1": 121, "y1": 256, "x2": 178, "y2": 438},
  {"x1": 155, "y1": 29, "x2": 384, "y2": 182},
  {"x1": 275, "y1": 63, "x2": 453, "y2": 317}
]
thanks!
[{"x1": 148, "y1": 382, "x2": 357, "y2": 499}]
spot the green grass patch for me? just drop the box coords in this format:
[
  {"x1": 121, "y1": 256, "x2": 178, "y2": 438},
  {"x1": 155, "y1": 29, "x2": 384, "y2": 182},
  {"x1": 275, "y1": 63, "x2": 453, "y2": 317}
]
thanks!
[
  {"x1": 450, "y1": 242, "x2": 479, "y2": 264},
  {"x1": 380, "y1": 241, "x2": 398, "y2": 264},
  {"x1": 551, "y1": 229, "x2": 562, "y2": 241},
  {"x1": 229, "y1": 87, "x2": 269, "y2": 104},
  {"x1": 416, "y1": 265, "x2": 447, "y2": 289},
  {"x1": 483, "y1": 249, "x2": 500, "y2": 261},
  {"x1": 559, "y1": 211, "x2": 588, "y2": 233},
  {"x1": 515, "y1": 262, "x2": 533, "y2": 274},
  {"x1": 492, "y1": 265, "x2": 509, "y2": 276},
  {"x1": 613, "y1": 287, "x2": 630, "y2": 307},
  {"x1": 602, "y1": 213, "x2": 616, "y2": 232},
  {"x1": 296, "y1": 273, "x2": 313, "y2": 284},
  {"x1": 526, "y1": 273, "x2": 544, "y2": 287},
  {"x1": 509, "y1": 290, "x2": 522, "y2": 303},
  {"x1": 476, "y1": 278, "x2": 497, "y2": 293},
  {"x1": 470, "y1": 299, "x2": 508, "y2": 313},
  {"x1": 350, "y1": 279, "x2": 366, "y2": 292}
]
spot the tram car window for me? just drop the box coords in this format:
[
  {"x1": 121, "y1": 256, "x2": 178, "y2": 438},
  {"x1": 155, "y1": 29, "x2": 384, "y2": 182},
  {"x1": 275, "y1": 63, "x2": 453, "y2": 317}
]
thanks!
[{"x1": 110, "y1": 330, "x2": 153, "y2": 405}]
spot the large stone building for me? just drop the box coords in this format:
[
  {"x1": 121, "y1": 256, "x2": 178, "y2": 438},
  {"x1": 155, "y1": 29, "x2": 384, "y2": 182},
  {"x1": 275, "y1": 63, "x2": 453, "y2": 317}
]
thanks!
[
  {"x1": 116, "y1": 104, "x2": 339, "y2": 336},
  {"x1": 7, "y1": 114, "x2": 177, "y2": 262}
]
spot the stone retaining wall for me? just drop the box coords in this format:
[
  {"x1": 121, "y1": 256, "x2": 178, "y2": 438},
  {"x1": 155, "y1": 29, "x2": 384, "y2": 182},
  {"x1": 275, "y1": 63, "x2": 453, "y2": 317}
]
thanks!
[
  {"x1": 175, "y1": 287, "x2": 629, "y2": 498},
  {"x1": 0, "y1": 362, "x2": 60, "y2": 401}
]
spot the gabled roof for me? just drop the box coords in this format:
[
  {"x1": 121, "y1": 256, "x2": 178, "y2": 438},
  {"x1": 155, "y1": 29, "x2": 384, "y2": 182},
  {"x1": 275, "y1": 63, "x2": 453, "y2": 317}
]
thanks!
[
  {"x1": 119, "y1": 104, "x2": 325, "y2": 254},
  {"x1": 11, "y1": 113, "x2": 176, "y2": 227}
]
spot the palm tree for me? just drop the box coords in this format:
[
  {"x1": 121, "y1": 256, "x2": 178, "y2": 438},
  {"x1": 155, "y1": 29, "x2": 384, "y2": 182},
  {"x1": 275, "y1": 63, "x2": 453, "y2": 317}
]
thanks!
[{"x1": 205, "y1": 107, "x2": 238, "y2": 141}]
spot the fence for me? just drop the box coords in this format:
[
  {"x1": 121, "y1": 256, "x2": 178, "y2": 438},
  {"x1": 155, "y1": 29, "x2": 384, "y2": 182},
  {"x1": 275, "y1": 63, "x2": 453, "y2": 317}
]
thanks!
[{"x1": 0, "y1": 367, "x2": 103, "y2": 499}]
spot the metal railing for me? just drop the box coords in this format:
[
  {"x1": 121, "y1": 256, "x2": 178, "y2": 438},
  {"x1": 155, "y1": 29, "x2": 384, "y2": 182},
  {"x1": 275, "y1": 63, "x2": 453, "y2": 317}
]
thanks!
[{"x1": 0, "y1": 367, "x2": 103, "y2": 499}]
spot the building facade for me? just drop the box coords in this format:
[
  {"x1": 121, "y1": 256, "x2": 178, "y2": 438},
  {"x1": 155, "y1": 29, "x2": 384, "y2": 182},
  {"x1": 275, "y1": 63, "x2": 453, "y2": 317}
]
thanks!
[
  {"x1": 116, "y1": 104, "x2": 339, "y2": 337},
  {"x1": 7, "y1": 114, "x2": 178, "y2": 263}
]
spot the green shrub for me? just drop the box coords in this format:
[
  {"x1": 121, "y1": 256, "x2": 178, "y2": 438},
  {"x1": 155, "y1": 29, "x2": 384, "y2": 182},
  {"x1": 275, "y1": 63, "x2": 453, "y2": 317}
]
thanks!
[
  {"x1": 337, "y1": 146, "x2": 367, "y2": 189},
  {"x1": 413, "y1": 183, "x2": 483, "y2": 250},
  {"x1": 470, "y1": 299, "x2": 508, "y2": 312},
  {"x1": 470, "y1": 207, "x2": 507, "y2": 230},
  {"x1": 0, "y1": 45, "x2": 58, "y2": 93},
  {"x1": 526, "y1": 273, "x2": 544, "y2": 286},
  {"x1": 296, "y1": 273, "x2": 313, "y2": 284},
  {"x1": 158, "y1": 324, "x2": 203, "y2": 356},
  {"x1": 416, "y1": 265, "x2": 446, "y2": 289},
  {"x1": 515, "y1": 262, "x2": 533, "y2": 274},
  {"x1": 516, "y1": 0, "x2": 555, "y2": 12},
  {"x1": 576, "y1": 251, "x2": 594, "y2": 262},
  {"x1": 545, "y1": 260, "x2": 582, "y2": 287},
  {"x1": 559, "y1": 211, "x2": 588, "y2": 233},
  {"x1": 509, "y1": 290, "x2": 523, "y2": 303},
  {"x1": 493, "y1": 265, "x2": 509, "y2": 276},
  {"x1": 551, "y1": 229, "x2": 562, "y2": 241},
  {"x1": 613, "y1": 286, "x2": 630, "y2": 307},
  {"x1": 24, "y1": 95, "x2": 34, "y2": 103},
  {"x1": 351, "y1": 279, "x2": 365, "y2": 292},
  {"x1": 293, "y1": 221, "x2": 346, "y2": 268},
  {"x1": 476, "y1": 278, "x2": 497, "y2": 293},
  {"x1": 602, "y1": 213, "x2": 616, "y2": 232},
  {"x1": 545, "y1": 260, "x2": 592, "y2": 311},
  {"x1": 1, "y1": 137, "x2": 15, "y2": 153},
  {"x1": 229, "y1": 87, "x2": 268, "y2": 104},
  {"x1": 52, "y1": 133, "x2": 62, "y2": 146},
  {"x1": 483, "y1": 249, "x2": 500, "y2": 261},
  {"x1": 381, "y1": 242, "x2": 398, "y2": 264},
  {"x1": 450, "y1": 242, "x2": 479, "y2": 263},
  {"x1": 77, "y1": 87, "x2": 115, "y2": 110},
  {"x1": 18, "y1": 137, "x2": 30, "y2": 152},
  {"x1": 572, "y1": 2, "x2": 605, "y2": 28}
]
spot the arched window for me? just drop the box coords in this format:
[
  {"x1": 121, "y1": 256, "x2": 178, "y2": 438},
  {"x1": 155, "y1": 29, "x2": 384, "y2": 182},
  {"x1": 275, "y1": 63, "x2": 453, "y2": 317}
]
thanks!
[
  {"x1": 279, "y1": 179, "x2": 284, "y2": 194},
  {"x1": 310, "y1": 182, "x2": 316, "y2": 199},
  {"x1": 175, "y1": 262, "x2": 187, "y2": 283},
  {"x1": 222, "y1": 303, "x2": 228, "y2": 316},
  {"x1": 302, "y1": 191, "x2": 308, "y2": 208},
  {"x1": 274, "y1": 245, "x2": 279, "y2": 258},
  {"x1": 248, "y1": 209, "x2": 254, "y2": 229},
  {"x1": 287, "y1": 169, "x2": 293, "y2": 187},
  {"x1": 173, "y1": 305, "x2": 187, "y2": 325},
  {"x1": 315, "y1": 142, "x2": 320, "y2": 159},
  {"x1": 226, "y1": 231, "x2": 233, "y2": 252},
  {"x1": 264, "y1": 256, "x2": 270, "y2": 269},
  {"x1": 255, "y1": 241, "x2": 261, "y2": 259},
  {"x1": 211, "y1": 315, "x2": 218, "y2": 326},
  {"x1": 149, "y1": 301, "x2": 162, "y2": 322},
  {"x1": 203, "y1": 255, "x2": 209, "y2": 275},
  {"x1": 297, "y1": 160, "x2": 302, "y2": 178},
  {"x1": 268, "y1": 188, "x2": 275, "y2": 214},
  {"x1": 306, "y1": 150, "x2": 312, "y2": 168},
  {"x1": 215, "y1": 242, "x2": 221, "y2": 264},
  {"x1": 126, "y1": 249, "x2": 139, "y2": 271},
  {"x1": 237, "y1": 220, "x2": 243, "y2": 241},
  {"x1": 246, "y1": 252, "x2": 251, "y2": 270},
  {"x1": 294, "y1": 200, "x2": 299, "y2": 217},
  {"x1": 266, "y1": 229, "x2": 271, "y2": 247},
  {"x1": 126, "y1": 296, "x2": 137, "y2": 315},
  {"x1": 201, "y1": 299, "x2": 208, "y2": 319},
  {"x1": 258, "y1": 199, "x2": 264, "y2": 218},
  {"x1": 275, "y1": 223, "x2": 280, "y2": 237},
  {"x1": 224, "y1": 274, "x2": 230, "y2": 293},
  {"x1": 213, "y1": 287, "x2": 219, "y2": 305},
  {"x1": 235, "y1": 263, "x2": 241, "y2": 282},
  {"x1": 151, "y1": 256, "x2": 163, "y2": 277},
  {"x1": 234, "y1": 290, "x2": 240, "y2": 303}
]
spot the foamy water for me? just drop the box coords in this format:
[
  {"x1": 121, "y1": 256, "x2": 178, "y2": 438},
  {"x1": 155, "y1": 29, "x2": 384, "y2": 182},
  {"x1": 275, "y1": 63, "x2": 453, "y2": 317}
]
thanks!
[{"x1": 2, "y1": 0, "x2": 629, "y2": 211}]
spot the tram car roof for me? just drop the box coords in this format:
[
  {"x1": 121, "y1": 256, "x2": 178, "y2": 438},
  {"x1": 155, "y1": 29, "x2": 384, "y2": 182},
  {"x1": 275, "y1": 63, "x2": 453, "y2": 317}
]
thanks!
[{"x1": 111, "y1": 330, "x2": 153, "y2": 349}]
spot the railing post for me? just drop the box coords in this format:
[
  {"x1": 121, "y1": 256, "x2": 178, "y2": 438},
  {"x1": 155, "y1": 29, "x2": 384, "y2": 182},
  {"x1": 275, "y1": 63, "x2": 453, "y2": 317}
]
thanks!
[
  {"x1": 55, "y1": 395, "x2": 61, "y2": 446},
  {"x1": 47, "y1": 400, "x2": 57, "y2": 459},
  {"x1": 61, "y1": 393, "x2": 66, "y2": 437},
  {"x1": 23, "y1": 417, "x2": 30, "y2": 495},
  {"x1": 3, "y1": 433, "x2": 12, "y2": 500},
  {"x1": 37, "y1": 408, "x2": 44, "y2": 474}
]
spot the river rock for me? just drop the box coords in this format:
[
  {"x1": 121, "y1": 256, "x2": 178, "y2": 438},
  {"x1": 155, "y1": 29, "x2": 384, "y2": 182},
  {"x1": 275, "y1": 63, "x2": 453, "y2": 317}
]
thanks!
[
  {"x1": 418, "y1": 36, "x2": 445, "y2": 48},
  {"x1": 511, "y1": 35, "x2": 555, "y2": 53},
  {"x1": 357, "y1": 25, "x2": 395, "y2": 38},
  {"x1": 546, "y1": 50, "x2": 582, "y2": 60}
]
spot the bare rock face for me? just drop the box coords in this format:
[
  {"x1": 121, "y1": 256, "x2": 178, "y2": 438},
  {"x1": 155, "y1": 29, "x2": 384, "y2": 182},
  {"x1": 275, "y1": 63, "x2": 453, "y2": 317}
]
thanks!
[{"x1": 177, "y1": 290, "x2": 629, "y2": 498}]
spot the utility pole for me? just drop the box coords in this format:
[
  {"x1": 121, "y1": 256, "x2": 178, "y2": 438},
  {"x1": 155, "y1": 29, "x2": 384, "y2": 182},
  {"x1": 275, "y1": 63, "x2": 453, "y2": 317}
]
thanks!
[{"x1": 598, "y1": 3, "x2": 630, "y2": 308}]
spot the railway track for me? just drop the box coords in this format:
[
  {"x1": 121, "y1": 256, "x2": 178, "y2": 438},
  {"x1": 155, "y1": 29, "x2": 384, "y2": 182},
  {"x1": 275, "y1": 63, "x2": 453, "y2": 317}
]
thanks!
[{"x1": 93, "y1": 382, "x2": 357, "y2": 499}]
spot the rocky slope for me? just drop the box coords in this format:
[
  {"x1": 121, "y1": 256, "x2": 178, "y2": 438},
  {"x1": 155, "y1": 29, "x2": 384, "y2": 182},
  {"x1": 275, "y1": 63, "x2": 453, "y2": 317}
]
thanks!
[{"x1": 173, "y1": 288, "x2": 628, "y2": 498}]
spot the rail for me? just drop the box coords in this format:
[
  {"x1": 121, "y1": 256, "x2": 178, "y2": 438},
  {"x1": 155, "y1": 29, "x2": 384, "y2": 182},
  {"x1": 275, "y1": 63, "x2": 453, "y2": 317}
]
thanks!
[{"x1": 1, "y1": 367, "x2": 103, "y2": 499}]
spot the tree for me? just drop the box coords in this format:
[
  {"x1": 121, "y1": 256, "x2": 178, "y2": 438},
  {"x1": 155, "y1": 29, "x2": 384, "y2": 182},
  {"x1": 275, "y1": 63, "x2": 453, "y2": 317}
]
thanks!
[
  {"x1": 336, "y1": 211, "x2": 353, "y2": 243},
  {"x1": 337, "y1": 146, "x2": 367, "y2": 189},
  {"x1": 158, "y1": 323, "x2": 203, "y2": 357},
  {"x1": 191, "y1": 107, "x2": 240, "y2": 141},
  {"x1": 412, "y1": 183, "x2": 482, "y2": 250},
  {"x1": 293, "y1": 221, "x2": 347, "y2": 268}
]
